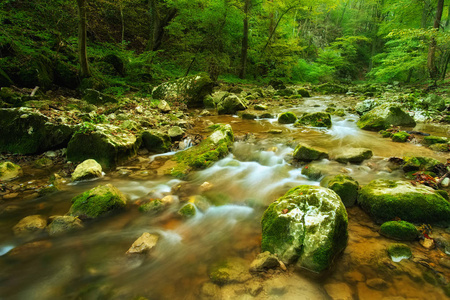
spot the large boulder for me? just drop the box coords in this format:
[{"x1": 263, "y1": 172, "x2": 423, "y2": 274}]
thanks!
[
  {"x1": 140, "y1": 130, "x2": 171, "y2": 153},
  {"x1": 261, "y1": 185, "x2": 348, "y2": 273},
  {"x1": 67, "y1": 124, "x2": 140, "y2": 169},
  {"x1": 357, "y1": 103, "x2": 416, "y2": 131},
  {"x1": 217, "y1": 94, "x2": 247, "y2": 115},
  {"x1": 401, "y1": 156, "x2": 442, "y2": 173},
  {"x1": 330, "y1": 148, "x2": 373, "y2": 164},
  {"x1": 68, "y1": 184, "x2": 127, "y2": 219},
  {"x1": 152, "y1": 73, "x2": 214, "y2": 108},
  {"x1": 358, "y1": 179, "x2": 450, "y2": 225},
  {"x1": 170, "y1": 124, "x2": 234, "y2": 179},
  {"x1": 322, "y1": 174, "x2": 359, "y2": 207},
  {"x1": 0, "y1": 108, "x2": 73, "y2": 154},
  {"x1": 294, "y1": 112, "x2": 332, "y2": 128},
  {"x1": 278, "y1": 112, "x2": 297, "y2": 124},
  {"x1": 0, "y1": 161, "x2": 22, "y2": 181},
  {"x1": 71, "y1": 159, "x2": 103, "y2": 182},
  {"x1": 293, "y1": 144, "x2": 328, "y2": 162}
]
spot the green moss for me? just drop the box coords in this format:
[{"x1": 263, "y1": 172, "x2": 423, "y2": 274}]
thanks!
[
  {"x1": 178, "y1": 203, "x2": 196, "y2": 218},
  {"x1": 387, "y1": 243, "x2": 412, "y2": 261},
  {"x1": 423, "y1": 136, "x2": 447, "y2": 145},
  {"x1": 379, "y1": 130, "x2": 393, "y2": 138},
  {"x1": 69, "y1": 184, "x2": 127, "y2": 219},
  {"x1": 391, "y1": 131, "x2": 410, "y2": 143},
  {"x1": 301, "y1": 164, "x2": 328, "y2": 180},
  {"x1": 277, "y1": 112, "x2": 297, "y2": 124},
  {"x1": 139, "y1": 199, "x2": 164, "y2": 214},
  {"x1": 326, "y1": 175, "x2": 359, "y2": 207},
  {"x1": 380, "y1": 221, "x2": 418, "y2": 241},
  {"x1": 141, "y1": 130, "x2": 171, "y2": 153},
  {"x1": 311, "y1": 240, "x2": 333, "y2": 271},
  {"x1": 261, "y1": 202, "x2": 293, "y2": 256},
  {"x1": 429, "y1": 143, "x2": 450, "y2": 152},
  {"x1": 297, "y1": 88, "x2": 311, "y2": 97},
  {"x1": 402, "y1": 156, "x2": 441, "y2": 172},
  {"x1": 293, "y1": 144, "x2": 328, "y2": 162},
  {"x1": 357, "y1": 104, "x2": 416, "y2": 131},
  {"x1": 294, "y1": 112, "x2": 332, "y2": 128}
]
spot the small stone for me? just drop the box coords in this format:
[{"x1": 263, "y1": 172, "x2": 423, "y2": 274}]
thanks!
[
  {"x1": 199, "y1": 182, "x2": 213, "y2": 193},
  {"x1": 419, "y1": 238, "x2": 435, "y2": 249},
  {"x1": 126, "y1": 233, "x2": 159, "y2": 255},
  {"x1": 161, "y1": 195, "x2": 176, "y2": 206},
  {"x1": 246, "y1": 281, "x2": 263, "y2": 296},
  {"x1": 46, "y1": 216, "x2": 84, "y2": 236},
  {"x1": 178, "y1": 203, "x2": 196, "y2": 218},
  {"x1": 324, "y1": 282, "x2": 353, "y2": 300},
  {"x1": 158, "y1": 100, "x2": 171, "y2": 113},
  {"x1": 366, "y1": 278, "x2": 389, "y2": 291},
  {"x1": 441, "y1": 177, "x2": 450, "y2": 188},
  {"x1": 0, "y1": 162, "x2": 22, "y2": 182},
  {"x1": 249, "y1": 251, "x2": 280, "y2": 272},
  {"x1": 209, "y1": 257, "x2": 251, "y2": 285},
  {"x1": 387, "y1": 243, "x2": 412, "y2": 262},
  {"x1": 71, "y1": 159, "x2": 103, "y2": 182},
  {"x1": 13, "y1": 215, "x2": 47, "y2": 236},
  {"x1": 168, "y1": 126, "x2": 184, "y2": 140}
]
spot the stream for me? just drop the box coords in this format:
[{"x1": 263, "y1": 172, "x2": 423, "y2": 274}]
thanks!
[{"x1": 0, "y1": 96, "x2": 449, "y2": 299}]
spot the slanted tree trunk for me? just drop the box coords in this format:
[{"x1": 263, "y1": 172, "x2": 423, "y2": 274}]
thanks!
[
  {"x1": 427, "y1": 0, "x2": 445, "y2": 83},
  {"x1": 239, "y1": 0, "x2": 250, "y2": 79},
  {"x1": 147, "y1": 1, "x2": 177, "y2": 51},
  {"x1": 421, "y1": 0, "x2": 431, "y2": 29},
  {"x1": 76, "y1": 0, "x2": 90, "y2": 78}
]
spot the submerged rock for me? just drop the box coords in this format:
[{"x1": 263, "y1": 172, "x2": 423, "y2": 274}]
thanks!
[
  {"x1": 71, "y1": 159, "x2": 103, "y2": 182},
  {"x1": 324, "y1": 282, "x2": 353, "y2": 300},
  {"x1": 357, "y1": 103, "x2": 416, "y2": 131},
  {"x1": 178, "y1": 203, "x2": 196, "y2": 218},
  {"x1": 422, "y1": 135, "x2": 447, "y2": 145},
  {"x1": 294, "y1": 112, "x2": 332, "y2": 128},
  {"x1": 0, "y1": 108, "x2": 73, "y2": 154},
  {"x1": 278, "y1": 112, "x2": 297, "y2": 124},
  {"x1": 139, "y1": 199, "x2": 165, "y2": 214},
  {"x1": 358, "y1": 179, "x2": 450, "y2": 225},
  {"x1": 293, "y1": 144, "x2": 328, "y2": 162},
  {"x1": 0, "y1": 161, "x2": 22, "y2": 181},
  {"x1": 46, "y1": 216, "x2": 84, "y2": 236},
  {"x1": 126, "y1": 232, "x2": 159, "y2": 255},
  {"x1": 330, "y1": 148, "x2": 373, "y2": 164},
  {"x1": 301, "y1": 164, "x2": 330, "y2": 180},
  {"x1": 209, "y1": 257, "x2": 251, "y2": 285},
  {"x1": 387, "y1": 243, "x2": 411, "y2": 262},
  {"x1": 379, "y1": 220, "x2": 418, "y2": 241},
  {"x1": 13, "y1": 215, "x2": 48, "y2": 236},
  {"x1": 170, "y1": 124, "x2": 234, "y2": 178},
  {"x1": 261, "y1": 185, "x2": 348, "y2": 273},
  {"x1": 141, "y1": 130, "x2": 171, "y2": 153},
  {"x1": 249, "y1": 251, "x2": 280, "y2": 272},
  {"x1": 323, "y1": 174, "x2": 359, "y2": 207},
  {"x1": 152, "y1": 73, "x2": 214, "y2": 108},
  {"x1": 69, "y1": 184, "x2": 127, "y2": 219},
  {"x1": 297, "y1": 88, "x2": 311, "y2": 97},
  {"x1": 217, "y1": 94, "x2": 247, "y2": 115},
  {"x1": 67, "y1": 124, "x2": 140, "y2": 169}
]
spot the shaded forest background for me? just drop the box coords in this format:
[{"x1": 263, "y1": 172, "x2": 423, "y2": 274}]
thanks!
[{"x1": 1, "y1": 0, "x2": 450, "y2": 96}]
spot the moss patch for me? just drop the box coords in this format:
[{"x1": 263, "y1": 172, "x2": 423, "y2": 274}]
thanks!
[
  {"x1": 391, "y1": 131, "x2": 410, "y2": 143},
  {"x1": 380, "y1": 221, "x2": 418, "y2": 241},
  {"x1": 294, "y1": 112, "x2": 332, "y2": 128},
  {"x1": 277, "y1": 112, "x2": 297, "y2": 124}
]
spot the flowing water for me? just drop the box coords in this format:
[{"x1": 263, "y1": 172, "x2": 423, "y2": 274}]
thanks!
[{"x1": 0, "y1": 96, "x2": 449, "y2": 299}]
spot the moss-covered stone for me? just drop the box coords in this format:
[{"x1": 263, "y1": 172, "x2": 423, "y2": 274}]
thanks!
[
  {"x1": 178, "y1": 203, "x2": 196, "y2": 218},
  {"x1": 254, "y1": 104, "x2": 268, "y2": 110},
  {"x1": 237, "y1": 111, "x2": 257, "y2": 120},
  {"x1": 314, "y1": 83, "x2": 348, "y2": 94},
  {"x1": 297, "y1": 88, "x2": 311, "y2": 97},
  {"x1": 331, "y1": 148, "x2": 373, "y2": 164},
  {"x1": 141, "y1": 130, "x2": 171, "y2": 153},
  {"x1": 324, "y1": 174, "x2": 359, "y2": 207},
  {"x1": 387, "y1": 243, "x2": 412, "y2": 262},
  {"x1": 278, "y1": 112, "x2": 297, "y2": 124},
  {"x1": 261, "y1": 185, "x2": 348, "y2": 273},
  {"x1": 380, "y1": 221, "x2": 418, "y2": 241},
  {"x1": 82, "y1": 89, "x2": 118, "y2": 105},
  {"x1": 217, "y1": 94, "x2": 247, "y2": 114},
  {"x1": 209, "y1": 257, "x2": 251, "y2": 285},
  {"x1": 401, "y1": 156, "x2": 441, "y2": 173},
  {"x1": 0, "y1": 108, "x2": 73, "y2": 154},
  {"x1": 67, "y1": 124, "x2": 140, "y2": 169},
  {"x1": 293, "y1": 144, "x2": 328, "y2": 162},
  {"x1": 139, "y1": 199, "x2": 165, "y2": 214},
  {"x1": 301, "y1": 164, "x2": 330, "y2": 180},
  {"x1": 357, "y1": 103, "x2": 416, "y2": 131},
  {"x1": 152, "y1": 73, "x2": 214, "y2": 108},
  {"x1": 429, "y1": 143, "x2": 450, "y2": 152},
  {"x1": 358, "y1": 179, "x2": 450, "y2": 225},
  {"x1": 422, "y1": 135, "x2": 448, "y2": 145},
  {"x1": 69, "y1": 184, "x2": 127, "y2": 219},
  {"x1": 12, "y1": 215, "x2": 47, "y2": 236},
  {"x1": 170, "y1": 124, "x2": 234, "y2": 179},
  {"x1": 46, "y1": 216, "x2": 84, "y2": 236},
  {"x1": 391, "y1": 131, "x2": 410, "y2": 143},
  {"x1": 0, "y1": 161, "x2": 22, "y2": 181},
  {"x1": 294, "y1": 112, "x2": 332, "y2": 128},
  {"x1": 379, "y1": 130, "x2": 392, "y2": 138}
]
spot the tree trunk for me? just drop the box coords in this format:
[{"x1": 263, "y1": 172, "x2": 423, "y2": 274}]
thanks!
[
  {"x1": 427, "y1": 0, "x2": 445, "y2": 83},
  {"x1": 239, "y1": 0, "x2": 250, "y2": 79},
  {"x1": 147, "y1": 0, "x2": 160, "y2": 51},
  {"x1": 260, "y1": 6, "x2": 296, "y2": 57},
  {"x1": 421, "y1": 0, "x2": 430, "y2": 29},
  {"x1": 76, "y1": 0, "x2": 90, "y2": 78}
]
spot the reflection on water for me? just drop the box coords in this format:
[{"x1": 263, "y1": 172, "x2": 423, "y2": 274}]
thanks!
[{"x1": 0, "y1": 96, "x2": 449, "y2": 299}]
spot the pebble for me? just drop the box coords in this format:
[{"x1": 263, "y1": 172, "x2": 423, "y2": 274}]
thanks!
[{"x1": 419, "y1": 238, "x2": 435, "y2": 249}]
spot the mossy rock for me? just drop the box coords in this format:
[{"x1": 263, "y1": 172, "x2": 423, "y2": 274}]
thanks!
[
  {"x1": 139, "y1": 199, "x2": 165, "y2": 214},
  {"x1": 387, "y1": 243, "x2": 412, "y2": 262},
  {"x1": 379, "y1": 130, "x2": 392, "y2": 138},
  {"x1": 380, "y1": 221, "x2": 419, "y2": 241},
  {"x1": 0, "y1": 161, "x2": 22, "y2": 181},
  {"x1": 67, "y1": 124, "x2": 140, "y2": 170},
  {"x1": 268, "y1": 78, "x2": 286, "y2": 90},
  {"x1": 294, "y1": 112, "x2": 332, "y2": 128},
  {"x1": 358, "y1": 179, "x2": 450, "y2": 225},
  {"x1": 209, "y1": 257, "x2": 251, "y2": 285},
  {"x1": 293, "y1": 144, "x2": 328, "y2": 162},
  {"x1": 103, "y1": 53, "x2": 125, "y2": 76},
  {"x1": 331, "y1": 148, "x2": 373, "y2": 164},
  {"x1": 275, "y1": 88, "x2": 295, "y2": 97},
  {"x1": 357, "y1": 103, "x2": 416, "y2": 131},
  {"x1": 178, "y1": 203, "x2": 196, "y2": 218},
  {"x1": 429, "y1": 143, "x2": 450, "y2": 152},
  {"x1": 323, "y1": 174, "x2": 359, "y2": 207},
  {"x1": 217, "y1": 94, "x2": 247, "y2": 114},
  {"x1": 141, "y1": 130, "x2": 171, "y2": 153},
  {"x1": 16, "y1": 54, "x2": 53, "y2": 90},
  {"x1": 422, "y1": 135, "x2": 447, "y2": 145},
  {"x1": 401, "y1": 156, "x2": 442, "y2": 173},
  {"x1": 391, "y1": 131, "x2": 410, "y2": 143},
  {"x1": 314, "y1": 83, "x2": 348, "y2": 95},
  {"x1": 152, "y1": 73, "x2": 214, "y2": 108},
  {"x1": 237, "y1": 111, "x2": 257, "y2": 120},
  {"x1": 170, "y1": 124, "x2": 234, "y2": 179},
  {"x1": 71, "y1": 159, "x2": 103, "y2": 182},
  {"x1": 278, "y1": 112, "x2": 297, "y2": 124},
  {"x1": 69, "y1": 184, "x2": 127, "y2": 219},
  {"x1": 0, "y1": 108, "x2": 73, "y2": 154},
  {"x1": 46, "y1": 216, "x2": 84, "y2": 236},
  {"x1": 297, "y1": 88, "x2": 311, "y2": 97},
  {"x1": 301, "y1": 164, "x2": 330, "y2": 180},
  {"x1": 254, "y1": 104, "x2": 268, "y2": 110},
  {"x1": 261, "y1": 185, "x2": 348, "y2": 273},
  {"x1": 82, "y1": 89, "x2": 118, "y2": 105}
]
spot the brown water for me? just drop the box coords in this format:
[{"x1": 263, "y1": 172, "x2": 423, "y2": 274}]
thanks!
[{"x1": 0, "y1": 96, "x2": 449, "y2": 299}]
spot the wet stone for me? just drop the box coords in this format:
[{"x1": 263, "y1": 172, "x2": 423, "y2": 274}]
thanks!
[
  {"x1": 324, "y1": 282, "x2": 353, "y2": 300},
  {"x1": 249, "y1": 251, "x2": 280, "y2": 272},
  {"x1": 366, "y1": 278, "x2": 389, "y2": 291},
  {"x1": 13, "y1": 215, "x2": 47, "y2": 236},
  {"x1": 126, "y1": 233, "x2": 159, "y2": 255}
]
